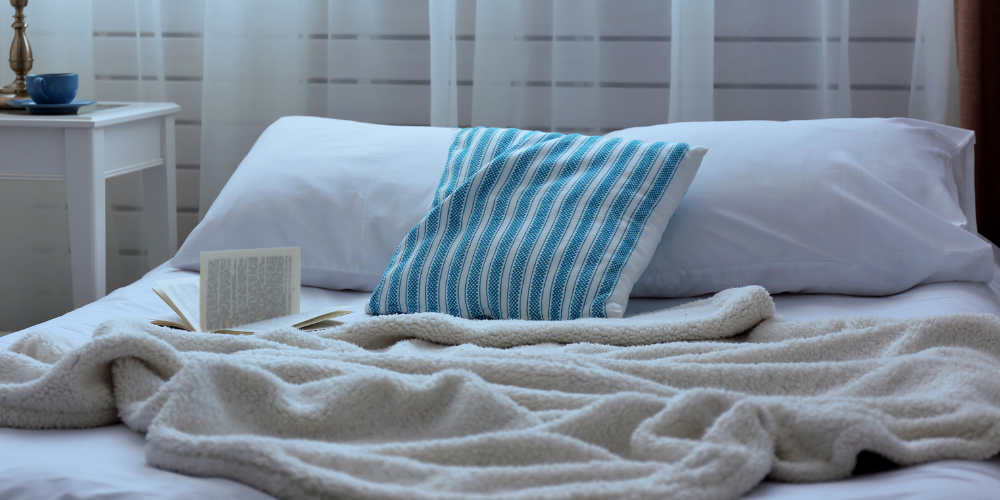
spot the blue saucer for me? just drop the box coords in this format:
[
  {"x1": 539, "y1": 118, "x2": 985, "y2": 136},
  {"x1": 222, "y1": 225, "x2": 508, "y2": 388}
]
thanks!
[{"x1": 8, "y1": 99, "x2": 97, "y2": 115}]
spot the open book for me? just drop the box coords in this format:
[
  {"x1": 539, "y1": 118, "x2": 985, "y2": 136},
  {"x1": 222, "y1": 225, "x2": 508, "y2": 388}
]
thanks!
[{"x1": 151, "y1": 247, "x2": 352, "y2": 334}]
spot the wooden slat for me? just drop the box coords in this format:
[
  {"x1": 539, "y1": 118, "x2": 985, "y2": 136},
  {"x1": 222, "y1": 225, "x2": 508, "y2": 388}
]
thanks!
[
  {"x1": 177, "y1": 212, "x2": 199, "y2": 245},
  {"x1": 322, "y1": 0, "x2": 431, "y2": 35},
  {"x1": 595, "y1": 0, "x2": 672, "y2": 36},
  {"x1": 106, "y1": 169, "x2": 143, "y2": 207},
  {"x1": 850, "y1": 0, "x2": 920, "y2": 38},
  {"x1": 174, "y1": 124, "x2": 201, "y2": 166},
  {"x1": 108, "y1": 209, "x2": 143, "y2": 251},
  {"x1": 175, "y1": 168, "x2": 200, "y2": 209},
  {"x1": 715, "y1": 0, "x2": 918, "y2": 38},
  {"x1": 851, "y1": 89, "x2": 913, "y2": 118},
  {"x1": 94, "y1": 0, "x2": 206, "y2": 34},
  {"x1": 93, "y1": 38, "x2": 204, "y2": 78},
  {"x1": 848, "y1": 41, "x2": 918, "y2": 85}
]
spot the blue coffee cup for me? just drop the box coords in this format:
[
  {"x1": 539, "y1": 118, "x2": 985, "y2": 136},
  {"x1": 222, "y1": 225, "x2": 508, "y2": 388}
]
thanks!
[{"x1": 26, "y1": 73, "x2": 78, "y2": 105}]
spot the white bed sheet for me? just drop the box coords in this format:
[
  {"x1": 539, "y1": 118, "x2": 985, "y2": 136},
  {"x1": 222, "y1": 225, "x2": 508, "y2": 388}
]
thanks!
[{"x1": 2, "y1": 264, "x2": 1000, "y2": 500}]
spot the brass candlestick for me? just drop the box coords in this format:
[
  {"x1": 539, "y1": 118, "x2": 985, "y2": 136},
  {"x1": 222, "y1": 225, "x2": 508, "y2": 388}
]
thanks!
[{"x1": 0, "y1": 0, "x2": 31, "y2": 109}]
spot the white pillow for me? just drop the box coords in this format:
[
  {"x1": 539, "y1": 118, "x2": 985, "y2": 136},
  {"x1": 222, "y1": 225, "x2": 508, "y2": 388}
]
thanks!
[
  {"x1": 604, "y1": 118, "x2": 992, "y2": 297},
  {"x1": 175, "y1": 116, "x2": 992, "y2": 298},
  {"x1": 172, "y1": 117, "x2": 458, "y2": 290}
]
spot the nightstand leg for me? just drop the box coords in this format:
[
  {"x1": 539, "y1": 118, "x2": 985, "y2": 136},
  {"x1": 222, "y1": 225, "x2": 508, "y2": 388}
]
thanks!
[
  {"x1": 144, "y1": 115, "x2": 178, "y2": 267},
  {"x1": 64, "y1": 128, "x2": 106, "y2": 308}
]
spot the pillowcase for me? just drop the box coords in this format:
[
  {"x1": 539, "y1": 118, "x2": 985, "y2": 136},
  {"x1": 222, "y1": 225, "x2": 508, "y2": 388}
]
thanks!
[
  {"x1": 366, "y1": 127, "x2": 705, "y2": 319},
  {"x1": 174, "y1": 116, "x2": 990, "y2": 299},
  {"x1": 171, "y1": 117, "x2": 458, "y2": 290},
  {"x1": 604, "y1": 118, "x2": 992, "y2": 297}
]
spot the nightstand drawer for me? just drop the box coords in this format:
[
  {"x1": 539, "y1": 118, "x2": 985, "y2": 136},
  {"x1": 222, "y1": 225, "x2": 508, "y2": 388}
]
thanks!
[
  {"x1": 0, "y1": 127, "x2": 65, "y2": 179},
  {"x1": 103, "y1": 117, "x2": 163, "y2": 177}
]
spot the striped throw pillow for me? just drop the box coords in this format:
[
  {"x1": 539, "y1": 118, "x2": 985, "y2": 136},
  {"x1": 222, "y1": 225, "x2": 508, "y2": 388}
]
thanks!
[{"x1": 367, "y1": 127, "x2": 706, "y2": 320}]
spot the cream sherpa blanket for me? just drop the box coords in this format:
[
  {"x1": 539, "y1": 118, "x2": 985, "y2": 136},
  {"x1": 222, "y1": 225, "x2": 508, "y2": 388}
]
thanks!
[{"x1": 2, "y1": 286, "x2": 1000, "y2": 500}]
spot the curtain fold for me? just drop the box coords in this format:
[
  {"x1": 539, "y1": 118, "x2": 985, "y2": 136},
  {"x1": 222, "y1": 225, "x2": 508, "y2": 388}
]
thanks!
[
  {"x1": 132, "y1": 0, "x2": 167, "y2": 102},
  {"x1": 469, "y1": 0, "x2": 519, "y2": 128},
  {"x1": 910, "y1": 0, "x2": 957, "y2": 124},
  {"x1": 429, "y1": 0, "x2": 458, "y2": 128},
  {"x1": 198, "y1": 0, "x2": 311, "y2": 216},
  {"x1": 552, "y1": 0, "x2": 600, "y2": 133},
  {"x1": 668, "y1": 0, "x2": 714, "y2": 123},
  {"x1": 821, "y1": 0, "x2": 851, "y2": 118},
  {"x1": 468, "y1": 0, "x2": 606, "y2": 132}
]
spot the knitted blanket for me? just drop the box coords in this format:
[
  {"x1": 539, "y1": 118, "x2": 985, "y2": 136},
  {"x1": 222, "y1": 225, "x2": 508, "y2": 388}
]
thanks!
[{"x1": 2, "y1": 286, "x2": 999, "y2": 500}]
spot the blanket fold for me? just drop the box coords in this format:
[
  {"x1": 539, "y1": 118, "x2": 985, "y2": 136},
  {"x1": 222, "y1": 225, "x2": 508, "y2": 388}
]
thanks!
[{"x1": 1, "y1": 285, "x2": 999, "y2": 500}]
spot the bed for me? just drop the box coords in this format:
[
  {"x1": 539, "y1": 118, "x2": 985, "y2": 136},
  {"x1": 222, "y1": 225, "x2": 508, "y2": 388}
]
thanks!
[{"x1": 2, "y1": 116, "x2": 999, "y2": 499}]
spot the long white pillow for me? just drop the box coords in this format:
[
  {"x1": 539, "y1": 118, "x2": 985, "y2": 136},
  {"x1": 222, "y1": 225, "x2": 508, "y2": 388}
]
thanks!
[
  {"x1": 174, "y1": 116, "x2": 992, "y2": 298},
  {"x1": 172, "y1": 117, "x2": 458, "y2": 291},
  {"x1": 605, "y1": 118, "x2": 992, "y2": 297}
]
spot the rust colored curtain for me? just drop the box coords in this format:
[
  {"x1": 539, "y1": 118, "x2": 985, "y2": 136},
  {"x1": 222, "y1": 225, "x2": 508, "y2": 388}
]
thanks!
[{"x1": 955, "y1": 0, "x2": 1000, "y2": 243}]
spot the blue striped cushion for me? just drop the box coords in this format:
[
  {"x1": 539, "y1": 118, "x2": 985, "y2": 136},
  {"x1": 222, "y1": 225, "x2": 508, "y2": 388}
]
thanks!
[{"x1": 367, "y1": 127, "x2": 705, "y2": 320}]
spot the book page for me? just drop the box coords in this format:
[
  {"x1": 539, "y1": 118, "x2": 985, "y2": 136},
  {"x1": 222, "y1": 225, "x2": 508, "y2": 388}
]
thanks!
[
  {"x1": 199, "y1": 247, "x2": 301, "y2": 332},
  {"x1": 154, "y1": 277, "x2": 202, "y2": 330},
  {"x1": 150, "y1": 314, "x2": 194, "y2": 331},
  {"x1": 215, "y1": 306, "x2": 352, "y2": 334}
]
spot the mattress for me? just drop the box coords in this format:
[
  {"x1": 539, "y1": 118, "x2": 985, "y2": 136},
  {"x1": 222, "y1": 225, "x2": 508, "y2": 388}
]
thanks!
[{"x1": 2, "y1": 264, "x2": 999, "y2": 500}]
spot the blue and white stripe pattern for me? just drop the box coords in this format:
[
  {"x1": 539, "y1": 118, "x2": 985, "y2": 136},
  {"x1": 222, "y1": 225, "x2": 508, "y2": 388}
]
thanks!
[{"x1": 367, "y1": 127, "x2": 692, "y2": 320}]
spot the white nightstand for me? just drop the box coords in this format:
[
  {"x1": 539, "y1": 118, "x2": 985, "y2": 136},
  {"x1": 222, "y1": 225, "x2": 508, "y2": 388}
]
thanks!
[{"x1": 0, "y1": 102, "x2": 180, "y2": 308}]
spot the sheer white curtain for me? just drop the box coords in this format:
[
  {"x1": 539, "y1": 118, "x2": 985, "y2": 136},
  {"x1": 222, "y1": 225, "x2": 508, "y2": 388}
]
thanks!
[
  {"x1": 197, "y1": 0, "x2": 959, "y2": 211},
  {"x1": 199, "y1": 0, "x2": 426, "y2": 213},
  {"x1": 910, "y1": 0, "x2": 960, "y2": 125},
  {"x1": 669, "y1": 0, "x2": 714, "y2": 122},
  {"x1": 429, "y1": 0, "x2": 458, "y2": 128},
  {"x1": 200, "y1": 0, "x2": 306, "y2": 215},
  {"x1": 0, "y1": 0, "x2": 960, "y2": 332}
]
